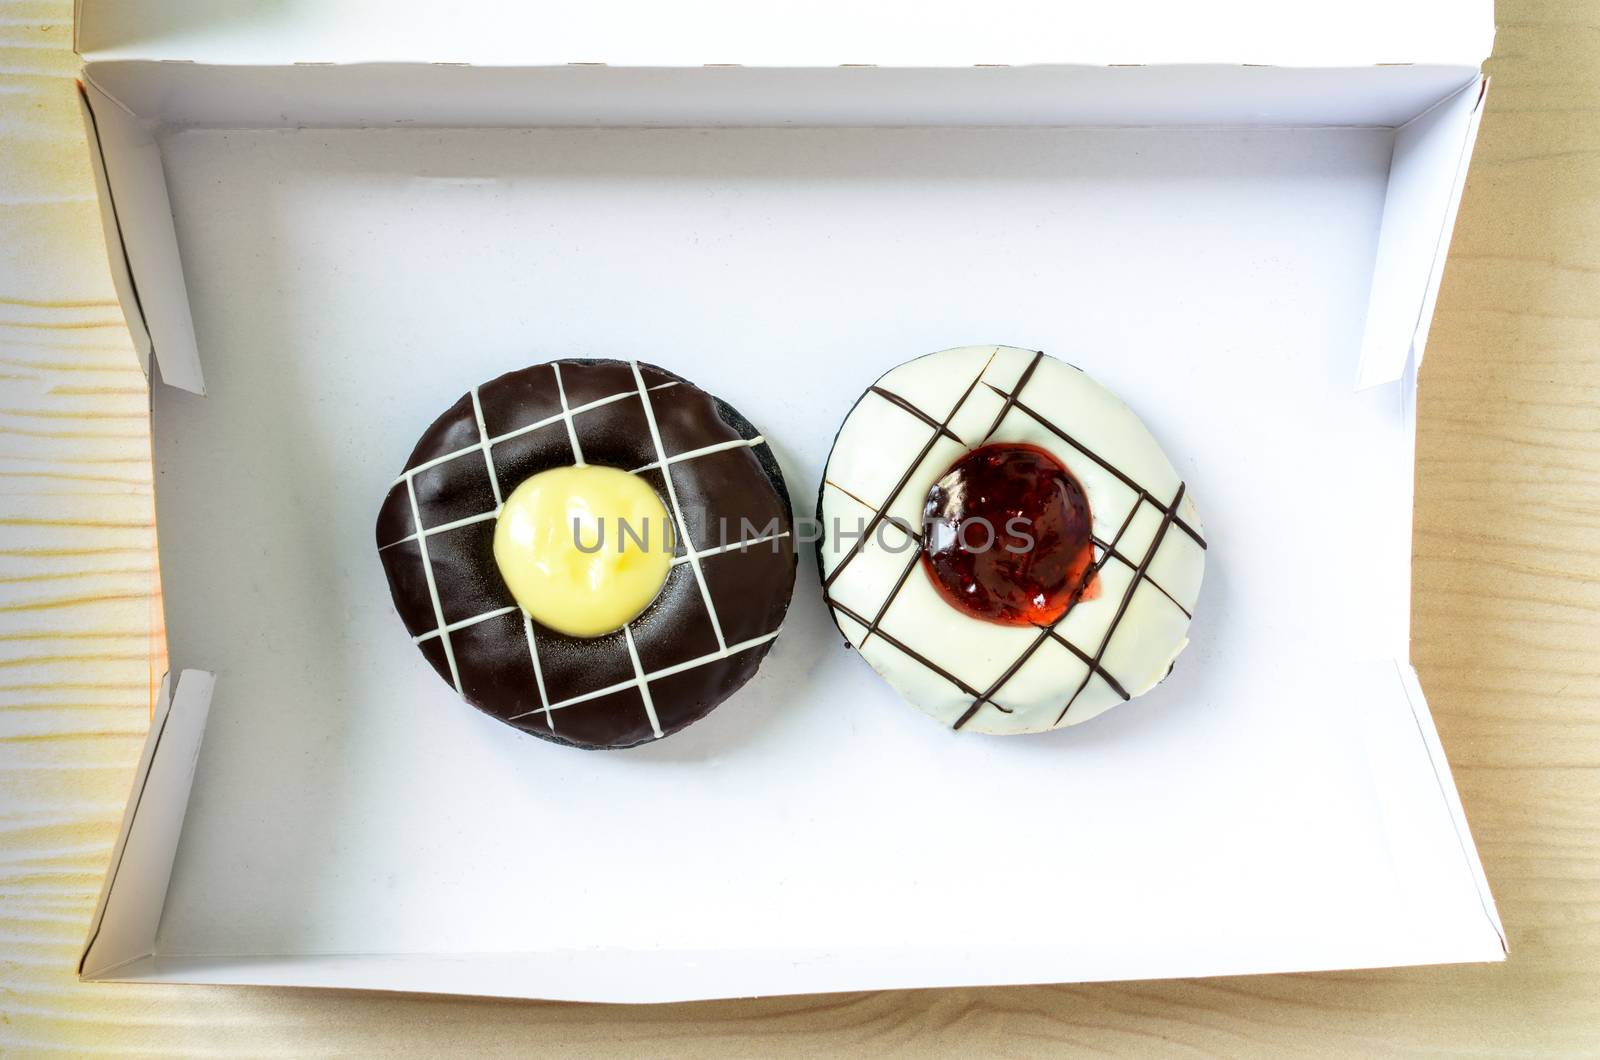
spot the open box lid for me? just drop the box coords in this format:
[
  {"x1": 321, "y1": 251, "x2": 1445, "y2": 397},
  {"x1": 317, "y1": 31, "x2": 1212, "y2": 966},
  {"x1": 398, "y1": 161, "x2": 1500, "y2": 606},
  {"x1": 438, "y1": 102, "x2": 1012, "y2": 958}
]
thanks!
[{"x1": 76, "y1": 0, "x2": 1493, "y2": 69}]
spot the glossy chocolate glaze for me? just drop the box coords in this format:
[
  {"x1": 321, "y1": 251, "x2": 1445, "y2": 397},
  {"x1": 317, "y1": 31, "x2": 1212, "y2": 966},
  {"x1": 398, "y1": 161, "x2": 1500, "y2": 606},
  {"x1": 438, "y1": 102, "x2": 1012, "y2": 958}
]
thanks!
[{"x1": 377, "y1": 359, "x2": 795, "y2": 750}]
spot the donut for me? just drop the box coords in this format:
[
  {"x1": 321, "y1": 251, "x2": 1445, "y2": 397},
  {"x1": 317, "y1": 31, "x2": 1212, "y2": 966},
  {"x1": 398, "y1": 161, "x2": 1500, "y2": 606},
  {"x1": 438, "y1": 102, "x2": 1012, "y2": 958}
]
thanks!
[
  {"x1": 376, "y1": 358, "x2": 796, "y2": 750},
  {"x1": 817, "y1": 345, "x2": 1205, "y2": 735}
]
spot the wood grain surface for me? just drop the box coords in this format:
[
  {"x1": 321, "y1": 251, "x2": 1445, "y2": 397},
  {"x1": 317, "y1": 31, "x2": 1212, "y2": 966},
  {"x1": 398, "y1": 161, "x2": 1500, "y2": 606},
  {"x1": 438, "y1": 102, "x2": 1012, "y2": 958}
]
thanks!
[{"x1": 2, "y1": 1, "x2": 1597, "y2": 1054}]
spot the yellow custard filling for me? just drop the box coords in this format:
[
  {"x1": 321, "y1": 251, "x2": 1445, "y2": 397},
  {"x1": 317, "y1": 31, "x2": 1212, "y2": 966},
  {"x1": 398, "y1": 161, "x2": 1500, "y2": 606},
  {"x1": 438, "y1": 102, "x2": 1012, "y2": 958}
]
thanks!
[{"x1": 492, "y1": 465, "x2": 675, "y2": 638}]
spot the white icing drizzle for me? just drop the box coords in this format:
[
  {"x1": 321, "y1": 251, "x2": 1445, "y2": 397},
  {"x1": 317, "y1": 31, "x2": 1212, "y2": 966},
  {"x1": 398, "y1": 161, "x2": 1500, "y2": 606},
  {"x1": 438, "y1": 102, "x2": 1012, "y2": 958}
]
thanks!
[
  {"x1": 622, "y1": 624, "x2": 663, "y2": 739},
  {"x1": 673, "y1": 530, "x2": 792, "y2": 567},
  {"x1": 630, "y1": 434, "x2": 768, "y2": 474},
  {"x1": 412, "y1": 604, "x2": 519, "y2": 645},
  {"x1": 377, "y1": 508, "x2": 498, "y2": 552},
  {"x1": 506, "y1": 630, "x2": 782, "y2": 721},
  {"x1": 551, "y1": 361, "x2": 587, "y2": 467},
  {"x1": 629, "y1": 359, "x2": 729, "y2": 654},
  {"x1": 522, "y1": 609, "x2": 556, "y2": 734},
  {"x1": 405, "y1": 475, "x2": 462, "y2": 694},
  {"x1": 469, "y1": 384, "x2": 553, "y2": 731}
]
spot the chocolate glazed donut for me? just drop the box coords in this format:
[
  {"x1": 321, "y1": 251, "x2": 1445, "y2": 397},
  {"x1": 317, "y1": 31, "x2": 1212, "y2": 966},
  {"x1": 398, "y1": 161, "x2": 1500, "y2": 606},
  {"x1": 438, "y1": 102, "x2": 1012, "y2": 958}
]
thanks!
[{"x1": 376, "y1": 359, "x2": 796, "y2": 750}]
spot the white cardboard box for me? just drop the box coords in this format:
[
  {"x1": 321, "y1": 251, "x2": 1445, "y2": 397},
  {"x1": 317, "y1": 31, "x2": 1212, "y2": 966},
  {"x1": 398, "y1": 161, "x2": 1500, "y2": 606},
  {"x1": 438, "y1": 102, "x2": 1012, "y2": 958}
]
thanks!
[{"x1": 75, "y1": 0, "x2": 1506, "y2": 1002}]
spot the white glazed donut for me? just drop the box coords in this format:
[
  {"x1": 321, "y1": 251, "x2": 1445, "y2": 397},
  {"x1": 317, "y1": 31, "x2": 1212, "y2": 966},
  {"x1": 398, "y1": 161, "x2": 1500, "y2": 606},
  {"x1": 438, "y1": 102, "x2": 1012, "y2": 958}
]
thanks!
[{"x1": 817, "y1": 345, "x2": 1206, "y2": 734}]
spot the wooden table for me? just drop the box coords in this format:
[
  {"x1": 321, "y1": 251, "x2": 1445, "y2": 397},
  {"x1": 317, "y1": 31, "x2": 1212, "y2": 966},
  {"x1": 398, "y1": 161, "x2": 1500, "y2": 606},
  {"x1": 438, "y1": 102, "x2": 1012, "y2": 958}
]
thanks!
[{"x1": 3, "y1": 1, "x2": 1595, "y2": 1053}]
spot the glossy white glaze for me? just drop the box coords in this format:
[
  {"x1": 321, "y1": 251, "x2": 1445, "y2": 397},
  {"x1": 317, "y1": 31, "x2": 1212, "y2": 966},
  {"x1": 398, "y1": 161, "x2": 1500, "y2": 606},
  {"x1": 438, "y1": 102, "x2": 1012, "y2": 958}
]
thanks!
[{"x1": 819, "y1": 345, "x2": 1205, "y2": 734}]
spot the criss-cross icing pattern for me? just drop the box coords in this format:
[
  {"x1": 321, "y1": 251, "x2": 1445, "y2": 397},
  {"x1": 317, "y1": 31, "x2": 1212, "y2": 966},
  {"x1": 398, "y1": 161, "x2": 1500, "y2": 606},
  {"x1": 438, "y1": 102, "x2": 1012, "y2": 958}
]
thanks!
[
  {"x1": 377, "y1": 359, "x2": 794, "y2": 748},
  {"x1": 819, "y1": 345, "x2": 1206, "y2": 734}
]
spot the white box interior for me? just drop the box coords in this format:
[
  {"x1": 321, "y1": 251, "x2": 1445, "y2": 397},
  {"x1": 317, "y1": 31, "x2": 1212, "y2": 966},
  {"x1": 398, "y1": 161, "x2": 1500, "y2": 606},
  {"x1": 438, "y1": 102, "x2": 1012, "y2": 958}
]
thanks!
[{"x1": 73, "y1": 12, "x2": 1504, "y2": 1000}]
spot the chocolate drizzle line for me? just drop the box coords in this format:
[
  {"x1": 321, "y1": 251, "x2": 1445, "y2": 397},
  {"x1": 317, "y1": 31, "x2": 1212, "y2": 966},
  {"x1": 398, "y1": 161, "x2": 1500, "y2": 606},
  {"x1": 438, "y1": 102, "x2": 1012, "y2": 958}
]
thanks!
[
  {"x1": 822, "y1": 478, "x2": 884, "y2": 516},
  {"x1": 869, "y1": 386, "x2": 967, "y2": 445},
  {"x1": 977, "y1": 349, "x2": 1045, "y2": 444},
  {"x1": 1005, "y1": 393, "x2": 1207, "y2": 551},
  {"x1": 950, "y1": 495, "x2": 1141, "y2": 731},
  {"x1": 819, "y1": 347, "x2": 1196, "y2": 732},
  {"x1": 857, "y1": 547, "x2": 924, "y2": 650},
  {"x1": 1051, "y1": 481, "x2": 1186, "y2": 728},
  {"x1": 1046, "y1": 630, "x2": 1131, "y2": 700},
  {"x1": 1089, "y1": 534, "x2": 1193, "y2": 620},
  {"x1": 827, "y1": 598, "x2": 985, "y2": 700}
]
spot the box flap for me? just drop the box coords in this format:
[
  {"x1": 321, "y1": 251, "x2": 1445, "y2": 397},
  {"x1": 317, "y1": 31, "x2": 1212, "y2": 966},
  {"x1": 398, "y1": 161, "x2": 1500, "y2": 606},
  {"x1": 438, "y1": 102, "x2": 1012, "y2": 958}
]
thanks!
[
  {"x1": 75, "y1": 82, "x2": 152, "y2": 376},
  {"x1": 78, "y1": 77, "x2": 206, "y2": 394},
  {"x1": 1407, "y1": 80, "x2": 1490, "y2": 378},
  {"x1": 78, "y1": 0, "x2": 1493, "y2": 69},
  {"x1": 79, "y1": 671, "x2": 215, "y2": 981},
  {"x1": 1356, "y1": 77, "x2": 1488, "y2": 389},
  {"x1": 1390, "y1": 662, "x2": 1506, "y2": 950}
]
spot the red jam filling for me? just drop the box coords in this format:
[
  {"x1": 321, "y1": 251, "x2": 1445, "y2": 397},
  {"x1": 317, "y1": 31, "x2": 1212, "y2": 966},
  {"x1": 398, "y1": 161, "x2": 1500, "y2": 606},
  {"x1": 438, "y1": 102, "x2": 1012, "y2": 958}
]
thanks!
[{"x1": 920, "y1": 443, "x2": 1095, "y2": 627}]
